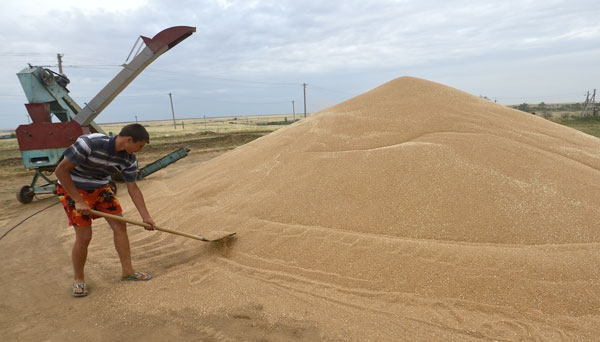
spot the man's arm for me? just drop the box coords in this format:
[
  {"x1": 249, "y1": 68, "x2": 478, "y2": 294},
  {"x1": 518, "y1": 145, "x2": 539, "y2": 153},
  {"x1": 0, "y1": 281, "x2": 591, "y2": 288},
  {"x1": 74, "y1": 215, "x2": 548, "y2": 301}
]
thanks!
[
  {"x1": 126, "y1": 182, "x2": 155, "y2": 230},
  {"x1": 55, "y1": 158, "x2": 92, "y2": 215}
]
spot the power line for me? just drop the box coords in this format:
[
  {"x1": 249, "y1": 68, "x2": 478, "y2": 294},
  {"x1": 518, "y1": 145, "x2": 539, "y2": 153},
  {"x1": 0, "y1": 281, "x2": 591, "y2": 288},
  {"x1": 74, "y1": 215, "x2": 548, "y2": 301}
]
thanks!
[
  {"x1": 0, "y1": 199, "x2": 60, "y2": 241},
  {"x1": 62, "y1": 64, "x2": 121, "y2": 69}
]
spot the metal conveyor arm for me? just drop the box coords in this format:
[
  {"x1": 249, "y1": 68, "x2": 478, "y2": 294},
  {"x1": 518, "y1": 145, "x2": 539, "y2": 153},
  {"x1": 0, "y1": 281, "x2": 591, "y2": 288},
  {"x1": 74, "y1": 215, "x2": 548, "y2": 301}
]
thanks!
[{"x1": 74, "y1": 26, "x2": 196, "y2": 128}]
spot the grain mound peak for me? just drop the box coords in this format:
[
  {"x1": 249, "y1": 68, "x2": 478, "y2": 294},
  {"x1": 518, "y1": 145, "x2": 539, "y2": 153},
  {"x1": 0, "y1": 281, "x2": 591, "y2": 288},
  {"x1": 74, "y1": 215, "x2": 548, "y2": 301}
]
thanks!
[{"x1": 163, "y1": 76, "x2": 600, "y2": 245}]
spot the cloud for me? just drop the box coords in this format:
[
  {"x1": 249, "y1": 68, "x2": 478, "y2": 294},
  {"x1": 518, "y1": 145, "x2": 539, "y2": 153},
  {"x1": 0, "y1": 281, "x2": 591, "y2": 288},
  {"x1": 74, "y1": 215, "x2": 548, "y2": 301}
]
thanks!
[
  {"x1": 4, "y1": 0, "x2": 147, "y2": 14},
  {"x1": 1, "y1": 0, "x2": 599, "y2": 129}
]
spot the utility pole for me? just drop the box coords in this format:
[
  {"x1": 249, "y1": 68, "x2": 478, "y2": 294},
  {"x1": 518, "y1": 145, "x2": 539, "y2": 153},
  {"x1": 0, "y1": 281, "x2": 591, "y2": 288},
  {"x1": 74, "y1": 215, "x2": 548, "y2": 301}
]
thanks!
[
  {"x1": 303, "y1": 83, "x2": 307, "y2": 118},
  {"x1": 168, "y1": 93, "x2": 176, "y2": 129},
  {"x1": 292, "y1": 100, "x2": 296, "y2": 121},
  {"x1": 57, "y1": 53, "x2": 64, "y2": 74},
  {"x1": 582, "y1": 89, "x2": 597, "y2": 117}
]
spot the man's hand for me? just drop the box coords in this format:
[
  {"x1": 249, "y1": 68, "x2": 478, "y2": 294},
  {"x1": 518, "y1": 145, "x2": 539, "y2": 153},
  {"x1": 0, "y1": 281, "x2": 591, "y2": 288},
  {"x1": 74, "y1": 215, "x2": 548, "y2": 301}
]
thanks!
[
  {"x1": 126, "y1": 182, "x2": 155, "y2": 231},
  {"x1": 74, "y1": 200, "x2": 91, "y2": 216},
  {"x1": 142, "y1": 217, "x2": 156, "y2": 231},
  {"x1": 56, "y1": 157, "x2": 90, "y2": 215}
]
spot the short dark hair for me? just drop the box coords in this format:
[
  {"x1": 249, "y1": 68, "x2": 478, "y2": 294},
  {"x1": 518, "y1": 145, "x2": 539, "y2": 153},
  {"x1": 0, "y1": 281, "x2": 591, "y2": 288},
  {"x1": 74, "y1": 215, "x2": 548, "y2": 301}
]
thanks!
[{"x1": 118, "y1": 123, "x2": 150, "y2": 143}]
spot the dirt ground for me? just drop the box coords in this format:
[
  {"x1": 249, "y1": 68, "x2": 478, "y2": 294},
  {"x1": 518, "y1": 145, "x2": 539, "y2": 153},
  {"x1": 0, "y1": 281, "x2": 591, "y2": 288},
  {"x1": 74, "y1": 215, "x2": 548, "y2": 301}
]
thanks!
[{"x1": 2, "y1": 76, "x2": 600, "y2": 341}]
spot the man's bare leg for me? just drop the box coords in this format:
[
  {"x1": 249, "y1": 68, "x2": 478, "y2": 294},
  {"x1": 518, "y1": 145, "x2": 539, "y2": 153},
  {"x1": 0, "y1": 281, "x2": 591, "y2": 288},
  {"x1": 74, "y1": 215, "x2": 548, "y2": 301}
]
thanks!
[
  {"x1": 105, "y1": 218, "x2": 136, "y2": 277},
  {"x1": 72, "y1": 225, "x2": 92, "y2": 296}
]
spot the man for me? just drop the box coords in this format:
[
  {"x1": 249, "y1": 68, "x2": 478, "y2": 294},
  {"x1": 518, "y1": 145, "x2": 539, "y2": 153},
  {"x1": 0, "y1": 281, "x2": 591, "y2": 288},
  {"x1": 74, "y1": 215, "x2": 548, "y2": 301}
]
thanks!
[{"x1": 55, "y1": 123, "x2": 156, "y2": 297}]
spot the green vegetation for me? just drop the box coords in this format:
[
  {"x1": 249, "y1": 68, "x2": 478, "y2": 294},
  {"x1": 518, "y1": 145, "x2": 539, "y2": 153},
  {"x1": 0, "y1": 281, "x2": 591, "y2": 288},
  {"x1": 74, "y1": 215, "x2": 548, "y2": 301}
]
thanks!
[
  {"x1": 553, "y1": 116, "x2": 600, "y2": 138},
  {"x1": 510, "y1": 102, "x2": 585, "y2": 120},
  {"x1": 510, "y1": 102, "x2": 600, "y2": 138}
]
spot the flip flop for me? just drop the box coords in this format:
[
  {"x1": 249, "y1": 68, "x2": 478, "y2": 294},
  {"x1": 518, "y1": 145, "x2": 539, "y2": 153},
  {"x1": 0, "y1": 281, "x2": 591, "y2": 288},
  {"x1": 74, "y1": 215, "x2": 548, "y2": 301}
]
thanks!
[
  {"x1": 120, "y1": 271, "x2": 152, "y2": 281},
  {"x1": 72, "y1": 283, "x2": 88, "y2": 297}
]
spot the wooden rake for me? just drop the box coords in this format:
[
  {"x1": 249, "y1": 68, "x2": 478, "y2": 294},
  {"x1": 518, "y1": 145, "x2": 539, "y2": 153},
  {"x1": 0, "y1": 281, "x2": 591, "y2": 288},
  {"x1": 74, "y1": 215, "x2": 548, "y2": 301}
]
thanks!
[{"x1": 89, "y1": 209, "x2": 236, "y2": 242}]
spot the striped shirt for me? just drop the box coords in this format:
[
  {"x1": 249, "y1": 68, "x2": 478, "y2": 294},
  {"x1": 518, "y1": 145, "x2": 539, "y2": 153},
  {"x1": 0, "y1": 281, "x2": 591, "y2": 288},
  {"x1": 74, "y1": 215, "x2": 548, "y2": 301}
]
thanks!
[{"x1": 62, "y1": 133, "x2": 138, "y2": 190}]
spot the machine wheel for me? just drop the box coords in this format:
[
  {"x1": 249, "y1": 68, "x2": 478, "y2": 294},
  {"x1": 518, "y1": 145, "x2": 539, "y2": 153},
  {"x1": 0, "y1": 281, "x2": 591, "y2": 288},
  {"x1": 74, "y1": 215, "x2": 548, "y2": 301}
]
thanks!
[
  {"x1": 41, "y1": 68, "x2": 55, "y2": 86},
  {"x1": 17, "y1": 186, "x2": 35, "y2": 204}
]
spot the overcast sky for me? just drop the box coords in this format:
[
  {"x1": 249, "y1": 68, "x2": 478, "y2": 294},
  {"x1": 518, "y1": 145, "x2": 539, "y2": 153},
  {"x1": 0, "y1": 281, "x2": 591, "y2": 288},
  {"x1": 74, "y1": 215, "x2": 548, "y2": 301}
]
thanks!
[{"x1": 1, "y1": 0, "x2": 599, "y2": 130}]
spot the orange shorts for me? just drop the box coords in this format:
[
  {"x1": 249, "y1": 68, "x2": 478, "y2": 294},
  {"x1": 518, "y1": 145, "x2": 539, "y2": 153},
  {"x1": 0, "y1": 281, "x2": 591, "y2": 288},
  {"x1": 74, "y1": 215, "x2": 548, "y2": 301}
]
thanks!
[{"x1": 56, "y1": 184, "x2": 123, "y2": 227}]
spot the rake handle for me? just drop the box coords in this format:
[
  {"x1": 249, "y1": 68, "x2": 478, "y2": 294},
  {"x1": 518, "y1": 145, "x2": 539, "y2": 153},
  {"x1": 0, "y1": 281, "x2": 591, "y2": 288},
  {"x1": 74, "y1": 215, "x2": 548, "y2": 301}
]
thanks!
[{"x1": 89, "y1": 209, "x2": 209, "y2": 241}]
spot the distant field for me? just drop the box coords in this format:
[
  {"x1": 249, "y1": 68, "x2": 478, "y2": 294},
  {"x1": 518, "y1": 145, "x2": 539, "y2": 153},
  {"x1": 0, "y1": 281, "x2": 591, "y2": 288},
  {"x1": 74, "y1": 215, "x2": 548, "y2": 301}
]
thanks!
[
  {"x1": 101, "y1": 114, "x2": 299, "y2": 136},
  {"x1": 0, "y1": 114, "x2": 298, "y2": 136},
  {"x1": 0, "y1": 114, "x2": 297, "y2": 156},
  {"x1": 556, "y1": 116, "x2": 600, "y2": 137},
  {"x1": 510, "y1": 102, "x2": 600, "y2": 137}
]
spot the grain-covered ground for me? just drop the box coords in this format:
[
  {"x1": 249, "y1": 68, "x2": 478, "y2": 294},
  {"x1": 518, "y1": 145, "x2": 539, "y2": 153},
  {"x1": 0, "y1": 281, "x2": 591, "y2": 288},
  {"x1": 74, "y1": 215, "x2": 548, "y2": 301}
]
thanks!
[{"x1": 1, "y1": 77, "x2": 600, "y2": 341}]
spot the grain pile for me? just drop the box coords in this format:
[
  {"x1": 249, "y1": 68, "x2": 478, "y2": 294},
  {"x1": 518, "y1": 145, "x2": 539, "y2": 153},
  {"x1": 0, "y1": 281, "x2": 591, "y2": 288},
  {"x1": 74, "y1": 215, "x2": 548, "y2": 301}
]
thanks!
[{"x1": 2, "y1": 76, "x2": 600, "y2": 341}]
